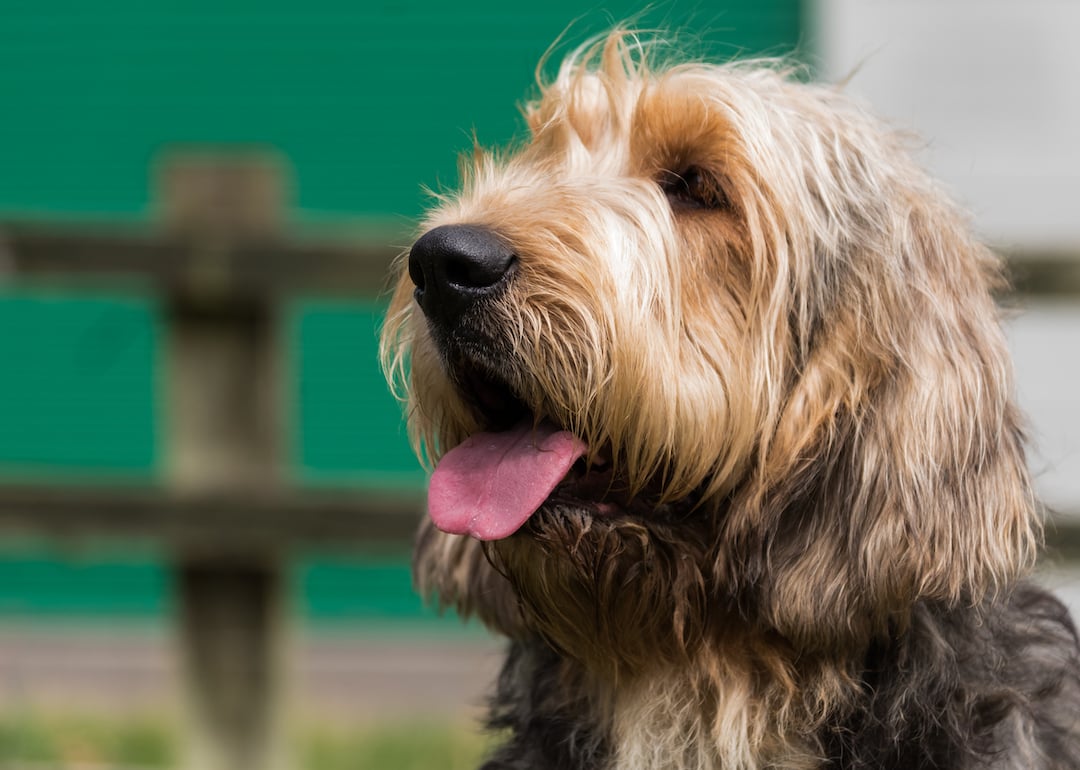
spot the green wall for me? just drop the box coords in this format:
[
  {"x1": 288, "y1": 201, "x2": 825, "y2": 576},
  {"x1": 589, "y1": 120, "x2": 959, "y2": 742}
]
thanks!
[
  {"x1": 292, "y1": 300, "x2": 424, "y2": 487},
  {"x1": 0, "y1": 0, "x2": 803, "y2": 620},
  {"x1": 0, "y1": 291, "x2": 158, "y2": 476},
  {"x1": 0, "y1": 292, "x2": 424, "y2": 484},
  {"x1": 0, "y1": 0, "x2": 802, "y2": 222},
  {"x1": 0, "y1": 0, "x2": 803, "y2": 483}
]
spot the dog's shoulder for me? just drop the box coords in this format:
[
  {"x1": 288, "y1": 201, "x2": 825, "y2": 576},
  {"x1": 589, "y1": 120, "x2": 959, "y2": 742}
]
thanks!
[{"x1": 829, "y1": 582, "x2": 1080, "y2": 769}]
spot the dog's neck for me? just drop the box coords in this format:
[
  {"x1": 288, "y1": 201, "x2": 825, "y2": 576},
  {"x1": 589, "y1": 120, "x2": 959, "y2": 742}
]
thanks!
[
  {"x1": 581, "y1": 637, "x2": 852, "y2": 770},
  {"x1": 608, "y1": 671, "x2": 817, "y2": 770}
]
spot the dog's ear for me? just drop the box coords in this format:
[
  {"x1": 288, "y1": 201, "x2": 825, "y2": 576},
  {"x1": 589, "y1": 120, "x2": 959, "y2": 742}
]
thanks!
[{"x1": 733, "y1": 184, "x2": 1040, "y2": 650}]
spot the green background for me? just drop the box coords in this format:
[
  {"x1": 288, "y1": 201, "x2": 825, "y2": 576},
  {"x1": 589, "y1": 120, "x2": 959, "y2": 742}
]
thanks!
[
  {"x1": 0, "y1": 0, "x2": 802, "y2": 222},
  {"x1": 0, "y1": 0, "x2": 802, "y2": 621}
]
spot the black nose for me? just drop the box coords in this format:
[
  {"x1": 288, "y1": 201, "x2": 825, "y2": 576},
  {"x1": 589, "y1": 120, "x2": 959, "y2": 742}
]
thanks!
[{"x1": 408, "y1": 224, "x2": 516, "y2": 328}]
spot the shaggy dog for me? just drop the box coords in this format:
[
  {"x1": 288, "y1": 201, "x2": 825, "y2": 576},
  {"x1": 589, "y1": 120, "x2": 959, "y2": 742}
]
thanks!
[{"x1": 381, "y1": 33, "x2": 1080, "y2": 769}]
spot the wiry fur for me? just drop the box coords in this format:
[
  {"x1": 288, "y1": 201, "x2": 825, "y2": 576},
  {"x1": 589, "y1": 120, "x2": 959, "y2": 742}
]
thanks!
[{"x1": 381, "y1": 33, "x2": 1080, "y2": 769}]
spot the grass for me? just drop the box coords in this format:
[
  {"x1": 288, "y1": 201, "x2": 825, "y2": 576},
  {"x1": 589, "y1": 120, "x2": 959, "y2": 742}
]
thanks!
[
  {"x1": 0, "y1": 713, "x2": 172, "y2": 767},
  {"x1": 0, "y1": 713, "x2": 491, "y2": 769},
  {"x1": 300, "y1": 723, "x2": 491, "y2": 770}
]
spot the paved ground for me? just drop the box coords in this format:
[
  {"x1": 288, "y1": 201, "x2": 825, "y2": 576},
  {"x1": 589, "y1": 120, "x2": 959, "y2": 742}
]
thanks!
[
  {"x1": 2, "y1": 568, "x2": 1078, "y2": 724},
  {"x1": 295, "y1": 634, "x2": 504, "y2": 724},
  {"x1": 0, "y1": 622, "x2": 503, "y2": 724}
]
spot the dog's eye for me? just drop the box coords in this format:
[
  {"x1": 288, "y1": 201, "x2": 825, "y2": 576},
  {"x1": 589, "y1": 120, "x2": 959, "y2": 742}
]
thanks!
[{"x1": 658, "y1": 167, "x2": 730, "y2": 211}]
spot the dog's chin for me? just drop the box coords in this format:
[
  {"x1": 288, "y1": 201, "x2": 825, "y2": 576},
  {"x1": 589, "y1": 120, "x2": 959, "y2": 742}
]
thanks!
[{"x1": 487, "y1": 501, "x2": 716, "y2": 675}]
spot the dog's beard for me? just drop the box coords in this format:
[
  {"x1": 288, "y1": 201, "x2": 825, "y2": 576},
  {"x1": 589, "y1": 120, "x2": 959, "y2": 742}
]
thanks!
[{"x1": 485, "y1": 503, "x2": 722, "y2": 675}]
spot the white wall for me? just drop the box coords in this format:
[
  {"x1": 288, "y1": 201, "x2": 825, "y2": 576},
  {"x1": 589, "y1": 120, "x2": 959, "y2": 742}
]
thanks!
[
  {"x1": 814, "y1": 0, "x2": 1080, "y2": 252},
  {"x1": 1006, "y1": 303, "x2": 1080, "y2": 517}
]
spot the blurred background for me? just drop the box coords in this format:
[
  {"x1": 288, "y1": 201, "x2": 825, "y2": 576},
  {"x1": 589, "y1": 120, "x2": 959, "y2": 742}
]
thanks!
[{"x1": 0, "y1": 1, "x2": 1076, "y2": 768}]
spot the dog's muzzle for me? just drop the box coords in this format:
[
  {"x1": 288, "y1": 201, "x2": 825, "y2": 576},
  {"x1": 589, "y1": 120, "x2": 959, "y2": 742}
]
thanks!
[{"x1": 408, "y1": 224, "x2": 517, "y2": 330}]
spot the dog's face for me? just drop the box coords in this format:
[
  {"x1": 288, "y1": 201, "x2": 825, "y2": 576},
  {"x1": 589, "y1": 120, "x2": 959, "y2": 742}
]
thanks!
[{"x1": 382, "y1": 34, "x2": 1038, "y2": 672}]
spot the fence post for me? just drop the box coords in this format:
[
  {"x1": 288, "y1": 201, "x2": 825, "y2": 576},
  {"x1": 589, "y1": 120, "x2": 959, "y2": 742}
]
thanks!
[{"x1": 159, "y1": 152, "x2": 292, "y2": 770}]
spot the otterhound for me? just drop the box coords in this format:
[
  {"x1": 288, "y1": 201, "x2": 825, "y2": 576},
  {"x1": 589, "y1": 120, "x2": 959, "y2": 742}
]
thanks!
[{"x1": 381, "y1": 33, "x2": 1080, "y2": 769}]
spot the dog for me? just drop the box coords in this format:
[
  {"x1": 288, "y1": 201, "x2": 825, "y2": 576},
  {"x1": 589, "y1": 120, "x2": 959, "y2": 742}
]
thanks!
[{"x1": 381, "y1": 32, "x2": 1080, "y2": 769}]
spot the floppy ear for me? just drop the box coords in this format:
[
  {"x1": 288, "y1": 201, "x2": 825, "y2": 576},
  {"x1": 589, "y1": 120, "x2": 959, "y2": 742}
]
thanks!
[{"x1": 731, "y1": 188, "x2": 1040, "y2": 651}]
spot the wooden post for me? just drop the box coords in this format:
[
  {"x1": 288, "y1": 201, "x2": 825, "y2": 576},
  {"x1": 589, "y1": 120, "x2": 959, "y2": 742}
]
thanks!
[
  {"x1": 159, "y1": 152, "x2": 292, "y2": 770},
  {"x1": 178, "y1": 559, "x2": 289, "y2": 770}
]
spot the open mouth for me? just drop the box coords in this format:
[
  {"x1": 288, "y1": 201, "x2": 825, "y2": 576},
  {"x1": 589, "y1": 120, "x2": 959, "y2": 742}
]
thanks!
[
  {"x1": 426, "y1": 364, "x2": 634, "y2": 541},
  {"x1": 453, "y1": 364, "x2": 532, "y2": 433}
]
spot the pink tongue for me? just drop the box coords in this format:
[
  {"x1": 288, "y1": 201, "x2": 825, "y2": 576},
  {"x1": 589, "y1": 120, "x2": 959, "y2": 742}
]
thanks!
[{"x1": 428, "y1": 422, "x2": 587, "y2": 541}]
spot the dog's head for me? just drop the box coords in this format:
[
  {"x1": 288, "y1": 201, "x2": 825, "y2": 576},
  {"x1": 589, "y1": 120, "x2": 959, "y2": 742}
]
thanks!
[{"x1": 381, "y1": 33, "x2": 1038, "y2": 672}]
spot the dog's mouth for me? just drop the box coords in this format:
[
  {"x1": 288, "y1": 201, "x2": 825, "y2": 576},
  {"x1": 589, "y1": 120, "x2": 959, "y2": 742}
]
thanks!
[{"x1": 426, "y1": 365, "x2": 646, "y2": 541}]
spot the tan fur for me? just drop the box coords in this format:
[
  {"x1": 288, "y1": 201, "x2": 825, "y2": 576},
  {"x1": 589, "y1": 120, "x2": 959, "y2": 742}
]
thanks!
[{"x1": 381, "y1": 31, "x2": 1042, "y2": 769}]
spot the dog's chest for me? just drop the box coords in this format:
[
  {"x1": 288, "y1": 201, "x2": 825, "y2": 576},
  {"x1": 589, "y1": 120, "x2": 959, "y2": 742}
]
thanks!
[{"x1": 606, "y1": 669, "x2": 822, "y2": 770}]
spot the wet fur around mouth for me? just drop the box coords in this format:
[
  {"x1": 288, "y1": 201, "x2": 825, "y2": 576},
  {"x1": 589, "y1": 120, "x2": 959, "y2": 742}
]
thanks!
[{"x1": 447, "y1": 359, "x2": 699, "y2": 523}]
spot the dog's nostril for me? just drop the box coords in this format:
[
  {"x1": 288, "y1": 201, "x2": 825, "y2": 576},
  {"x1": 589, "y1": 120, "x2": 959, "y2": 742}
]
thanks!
[
  {"x1": 444, "y1": 246, "x2": 515, "y2": 290},
  {"x1": 408, "y1": 251, "x2": 427, "y2": 292},
  {"x1": 407, "y1": 224, "x2": 516, "y2": 325}
]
